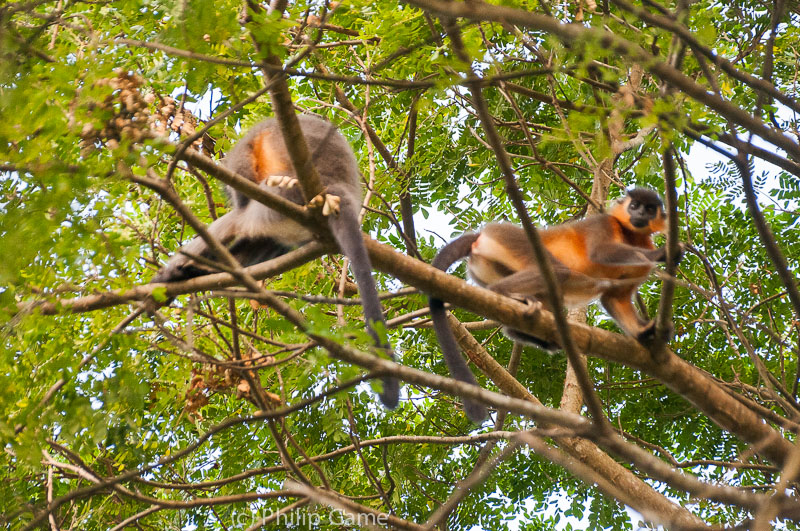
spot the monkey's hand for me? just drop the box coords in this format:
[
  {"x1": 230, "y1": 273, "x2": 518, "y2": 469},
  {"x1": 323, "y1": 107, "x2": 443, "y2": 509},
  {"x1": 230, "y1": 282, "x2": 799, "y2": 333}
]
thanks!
[
  {"x1": 674, "y1": 242, "x2": 686, "y2": 265},
  {"x1": 266, "y1": 175, "x2": 298, "y2": 188},
  {"x1": 652, "y1": 243, "x2": 685, "y2": 264},
  {"x1": 309, "y1": 192, "x2": 341, "y2": 216}
]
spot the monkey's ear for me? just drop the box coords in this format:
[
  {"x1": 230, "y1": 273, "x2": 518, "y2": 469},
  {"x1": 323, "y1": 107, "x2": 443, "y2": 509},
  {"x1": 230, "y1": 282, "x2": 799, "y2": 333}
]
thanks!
[{"x1": 608, "y1": 197, "x2": 631, "y2": 224}]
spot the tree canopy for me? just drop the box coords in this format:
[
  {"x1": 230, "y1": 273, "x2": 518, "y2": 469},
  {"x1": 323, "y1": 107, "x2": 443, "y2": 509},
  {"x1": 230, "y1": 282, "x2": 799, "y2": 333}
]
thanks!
[{"x1": 2, "y1": 0, "x2": 800, "y2": 529}]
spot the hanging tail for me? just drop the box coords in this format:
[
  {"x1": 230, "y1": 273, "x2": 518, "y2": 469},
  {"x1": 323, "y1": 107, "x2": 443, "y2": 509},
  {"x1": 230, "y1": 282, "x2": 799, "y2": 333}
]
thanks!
[
  {"x1": 327, "y1": 197, "x2": 399, "y2": 409},
  {"x1": 429, "y1": 233, "x2": 488, "y2": 423}
]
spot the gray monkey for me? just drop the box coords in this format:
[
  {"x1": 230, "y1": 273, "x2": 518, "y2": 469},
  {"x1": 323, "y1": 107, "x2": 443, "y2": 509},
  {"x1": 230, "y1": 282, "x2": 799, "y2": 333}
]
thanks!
[{"x1": 152, "y1": 115, "x2": 399, "y2": 410}]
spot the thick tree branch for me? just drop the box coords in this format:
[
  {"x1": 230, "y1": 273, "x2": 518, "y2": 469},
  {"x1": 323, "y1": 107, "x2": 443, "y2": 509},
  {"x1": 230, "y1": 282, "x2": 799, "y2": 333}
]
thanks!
[{"x1": 364, "y1": 238, "x2": 797, "y2": 468}]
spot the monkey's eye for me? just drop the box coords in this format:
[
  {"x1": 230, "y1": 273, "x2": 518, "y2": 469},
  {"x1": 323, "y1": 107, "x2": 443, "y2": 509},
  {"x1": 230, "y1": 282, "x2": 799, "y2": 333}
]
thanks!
[
  {"x1": 630, "y1": 201, "x2": 640, "y2": 209},
  {"x1": 645, "y1": 205, "x2": 656, "y2": 214}
]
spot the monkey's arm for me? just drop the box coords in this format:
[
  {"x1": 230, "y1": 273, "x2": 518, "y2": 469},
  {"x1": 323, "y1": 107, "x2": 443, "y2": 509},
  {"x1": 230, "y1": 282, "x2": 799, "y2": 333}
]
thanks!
[
  {"x1": 644, "y1": 243, "x2": 685, "y2": 264},
  {"x1": 428, "y1": 233, "x2": 489, "y2": 422},
  {"x1": 588, "y1": 241, "x2": 685, "y2": 266},
  {"x1": 597, "y1": 243, "x2": 684, "y2": 342},
  {"x1": 587, "y1": 243, "x2": 660, "y2": 266}
]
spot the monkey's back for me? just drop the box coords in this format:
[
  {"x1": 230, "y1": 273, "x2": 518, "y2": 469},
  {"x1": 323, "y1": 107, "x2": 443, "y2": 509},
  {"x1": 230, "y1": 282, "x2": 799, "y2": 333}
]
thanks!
[
  {"x1": 477, "y1": 215, "x2": 634, "y2": 278},
  {"x1": 539, "y1": 215, "x2": 615, "y2": 273},
  {"x1": 223, "y1": 115, "x2": 361, "y2": 208},
  {"x1": 476, "y1": 220, "x2": 603, "y2": 274}
]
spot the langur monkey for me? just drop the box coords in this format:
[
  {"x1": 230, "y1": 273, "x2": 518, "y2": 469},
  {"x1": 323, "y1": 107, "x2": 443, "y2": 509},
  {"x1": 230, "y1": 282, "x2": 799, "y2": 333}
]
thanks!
[
  {"x1": 151, "y1": 115, "x2": 399, "y2": 410},
  {"x1": 430, "y1": 188, "x2": 681, "y2": 422}
]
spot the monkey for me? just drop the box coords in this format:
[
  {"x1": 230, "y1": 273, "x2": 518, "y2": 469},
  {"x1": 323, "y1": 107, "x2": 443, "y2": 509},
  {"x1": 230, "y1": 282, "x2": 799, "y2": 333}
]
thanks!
[
  {"x1": 151, "y1": 114, "x2": 399, "y2": 410},
  {"x1": 429, "y1": 188, "x2": 680, "y2": 422}
]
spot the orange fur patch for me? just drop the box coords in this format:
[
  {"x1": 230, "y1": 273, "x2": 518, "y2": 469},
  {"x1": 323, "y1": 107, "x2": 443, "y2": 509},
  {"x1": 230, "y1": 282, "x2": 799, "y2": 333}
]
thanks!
[
  {"x1": 649, "y1": 213, "x2": 666, "y2": 233},
  {"x1": 542, "y1": 227, "x2": 587, "y2": 272},
  {"x1": 250, "y1": 130, "x2": 291, "y2": 183},
  {"x1": 609, "y1": 201, "x2": 633, "y2": 231}
]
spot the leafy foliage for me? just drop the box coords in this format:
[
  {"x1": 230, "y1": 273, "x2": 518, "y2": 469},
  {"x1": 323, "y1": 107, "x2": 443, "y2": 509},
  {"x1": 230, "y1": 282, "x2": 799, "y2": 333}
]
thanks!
[{"x1": 2, "y1": 0, "x2": 800, "y2": 529}]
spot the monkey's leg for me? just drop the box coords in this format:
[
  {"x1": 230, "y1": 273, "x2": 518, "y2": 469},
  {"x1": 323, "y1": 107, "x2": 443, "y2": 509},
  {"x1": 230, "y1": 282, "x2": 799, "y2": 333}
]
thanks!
[
  {"x1": 591, "y1": 245, "x2": 682, "y2": 342},
  {"x1": 599, "y1": 287, "x2": 655, "y2": 341},
  {"x1": 487, "y1": 267, "x2": 579, "y2": 351},
  {"x1": 227, "y1": 236, "x2": 295, "y2": 268},
  {"x1": 326, "y1": 194, "x2": 399, "y2": 410},
  {"x1": 151, "y1": 210, "x2": 296, "y2": 284}
]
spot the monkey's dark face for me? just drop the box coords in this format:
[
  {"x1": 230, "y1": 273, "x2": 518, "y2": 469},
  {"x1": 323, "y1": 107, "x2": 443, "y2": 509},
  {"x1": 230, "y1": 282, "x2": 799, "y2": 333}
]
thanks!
[
  {"x1": 627, "y1": 197, "x2": 662, "y2": 228},
  {"x1": 613, "y1": 188, "x2": 665, "y2": 233}
]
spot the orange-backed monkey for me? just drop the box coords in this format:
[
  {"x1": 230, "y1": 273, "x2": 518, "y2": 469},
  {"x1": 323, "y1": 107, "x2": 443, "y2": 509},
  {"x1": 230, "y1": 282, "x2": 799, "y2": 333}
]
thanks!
[
  {"x1": 429, "y1": 188, "x2": 681, "y2": 422},
  {"x1": 151, "y1": 115, "x2": 399, "y2": 410}
]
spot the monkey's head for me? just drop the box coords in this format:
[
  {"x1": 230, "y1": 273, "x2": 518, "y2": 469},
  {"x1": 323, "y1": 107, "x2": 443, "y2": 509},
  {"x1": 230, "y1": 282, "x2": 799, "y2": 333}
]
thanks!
[{"x1": 611, "y1": 188, "x2": 666, "y2": 234}]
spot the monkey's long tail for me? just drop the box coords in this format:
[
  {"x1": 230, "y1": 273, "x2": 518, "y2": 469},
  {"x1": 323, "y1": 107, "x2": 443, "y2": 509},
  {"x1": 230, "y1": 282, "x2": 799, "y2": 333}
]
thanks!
[
  {"x1": 429, "y1": 233, "x2": 489, "y2": 423},
  {"x1": 328, "y1": 197, "x2": 400, "y2": 410}
]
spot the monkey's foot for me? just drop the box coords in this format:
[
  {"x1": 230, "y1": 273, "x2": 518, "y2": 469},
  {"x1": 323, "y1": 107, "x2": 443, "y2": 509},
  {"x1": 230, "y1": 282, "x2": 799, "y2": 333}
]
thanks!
[
  {"x1": 636, "y1": 320, "x2": 673, "y2": 344},
  {"x1": 503, "y1": 327, "x2": 561, "y2": 352},
  {"x1": 522, "y1": 298, "x2": 544, "y2": 311},
  {"x1": 309, "y1": 193, "x2": 341, "y2": 216},
  {"x1": 503, "y1": 294, "x2": 544, "y2": 312},
  {"x1": 266, "y1": 175, "x2": 298, "y2": 188},
  {"x1": 516, "y1": 297, "x2": 547, "y2": 320}
]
